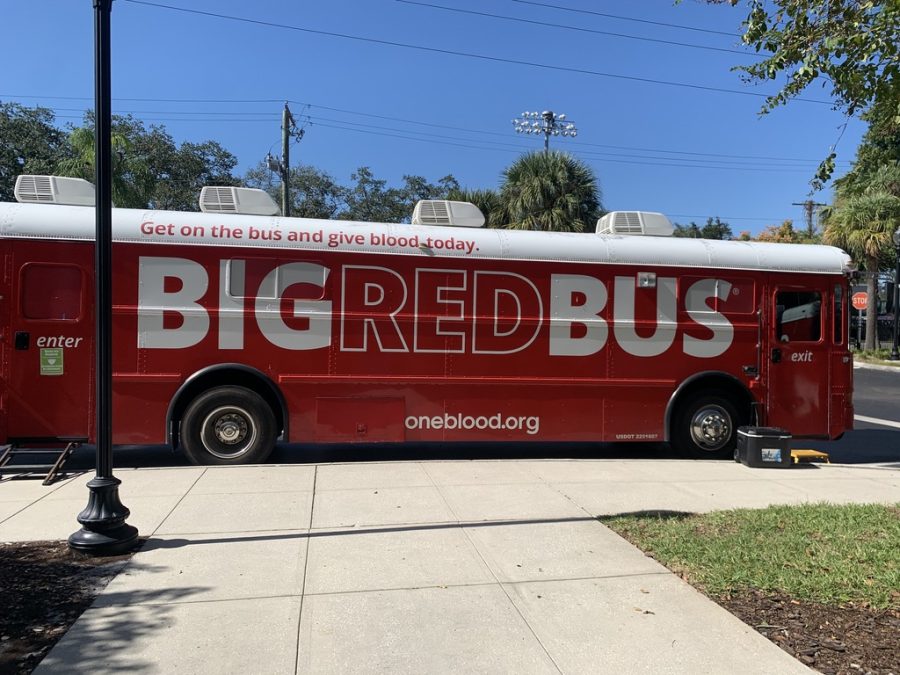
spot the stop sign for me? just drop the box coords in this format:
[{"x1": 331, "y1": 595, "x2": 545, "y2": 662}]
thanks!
[{"x1": 852, "y1": 292, "x2": 868, "y2": 311}]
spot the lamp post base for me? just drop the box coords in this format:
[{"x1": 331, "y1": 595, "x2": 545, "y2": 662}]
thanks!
[{"x1": 68, "y1": 476, "x2": 139, "y2": 556}]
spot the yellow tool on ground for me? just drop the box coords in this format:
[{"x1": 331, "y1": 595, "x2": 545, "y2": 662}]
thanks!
[{"x1": 790, "y1": 449, "x2": 830, "y2": 464}]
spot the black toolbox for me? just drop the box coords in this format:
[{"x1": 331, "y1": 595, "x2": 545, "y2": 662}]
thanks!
[{"x1": 735, "y1": 427, "x2": 792, "y2": 468}]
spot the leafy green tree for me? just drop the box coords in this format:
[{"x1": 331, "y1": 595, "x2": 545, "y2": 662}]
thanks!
[
  {"x1": 701, "y1": 0, "x2": 900, "y2": 187},
  {"x1": 342, "y1": 166, "x2": 405, "y2": 223},
  {"x1": 400, "y1": 173, "x2": 459, "y2": 218},
  {"x1": 57, "y1": 114, "x2": 156, "y2": 208},
  {"x1": 58, "y1": 125, "x2": 150, "y2": 208},
  {"x1": 673, "y1": 217, "x2": 733, "y2": 239},
  {"x1": 673, "y1": 222, "x2": 702, "y2": 238},
  {"x1": 0, "y1": 102, "x2": 69, "y2": 202},
  {"x1": 756, "y1": 219, "x2": 805, "y2": 243},
  {"x1": 57, "y1": 114, "x2": 240, "y2": 211},
  {"x1": 833, "y1": 110, "x2": 900, "y2": 197},
  {"x1": 342, "y1": 167, "x2": 458, "y2": 223},
  {"x1": 446, "y1": 187, "x2": 503, "y2": 228},
  {"x1": 245, "y1": 162, "x2": 348, "y2": 219},
  {"x1": 494, "y1": 151, "x2": 601, "y2": 232},
  {"x1": 149, "y1": 139, "x2": 239, "y2": 211},
  {"x1": 824, "y1": 165, "x2": 900, "y2": 349}
]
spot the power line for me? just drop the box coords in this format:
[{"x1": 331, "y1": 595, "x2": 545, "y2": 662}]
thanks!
[
  {"x1": 302, "y1": 120, "x2": 839, "y2": 173},
  {"x1": 122, "y1": 0, "x2": 832, "y2": 104},
  {"x1": 289, "y1": 101, "x2": 850, "y2": 165},
  {"x1": 49, "y1": 106, "x2": 280, "y2": 118},
  {"x1": 43, "y1": 102, "x2": 843, "y2": 169},
  {"x1": 669, "y1": 214, "x2": 785, "y2": 222},
  {"x1": 396, "y1": 0, "x2": 756, "y2": 57},
  {"x1": 509, "y1": 0, "x2": 738, "y2": 37},
  {"x1": 5, "y1": 95, "x2": 851, "y2": 166},
  {"x1": 1, "y1": 94, "x2": 285, "y2": 104},
  {"x1": 303, "y1": 115, "x2": 835, "y2": 170}
]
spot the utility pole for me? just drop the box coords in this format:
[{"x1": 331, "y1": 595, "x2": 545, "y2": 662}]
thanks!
[
  {"x1": 792, "y1": 199, "x2": 827, "y2": 239},
  {"x1": 282, "y1": 102, "x2": 294, "y2": 217},
  {"x1": 512, "y1": 110, "x2": 577, "y2": 152},
  {"x1": 267, "y1": 102, "x2": 305, "y2": 217}
]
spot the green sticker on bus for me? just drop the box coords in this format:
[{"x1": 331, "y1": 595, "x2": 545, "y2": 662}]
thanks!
[{"x1": 40, "y1": 348, "x2": 63, "y2": 376}]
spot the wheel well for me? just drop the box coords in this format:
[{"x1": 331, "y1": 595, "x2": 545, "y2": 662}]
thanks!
[
  {"x1": 665, "y1": 373, "x2": 754, "y2": 442},
  {"x1": 167, "y1": 365, "x2": 287, "y2": 447}
]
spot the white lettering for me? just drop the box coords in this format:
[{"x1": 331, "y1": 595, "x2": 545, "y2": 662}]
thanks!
[
  {"x1": 549, "y1": 274, "x2": 609, "y2": 356},
  {"x1": 683, "y1": 279, "x2": 734, "y2": 358},
  {"x1": 219, "y1": 260, "x2": 245, "y2": 350},
  {"x1": 414, "y1": 269, "x2": 467, "y2": 353},
  {"x1": 405, "y1": 412, "x2": 540, "y2": 435},
  {"x1": 35, "y1": 336, "x2": 84, "y2": 348},
  {"x1": 340, "y1": 266, "x2": 409, "y2": 352},
  {"x1": 472, "y1": 271, "x2": 542, "y2": 354},
  {"x1": 613, "y1": 276, "x2": 677, "y2": 357},
  {"x1": 138, "y1": 257, "x2": 209, "y2": 349},
  {"x1": 255, "y1": 263, "x2": 332, "y2": 350}
]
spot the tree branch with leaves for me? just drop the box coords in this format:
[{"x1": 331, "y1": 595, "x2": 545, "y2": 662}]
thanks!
[{"x1": 699, "y1": 0, "x2": 899, "y2": 188}]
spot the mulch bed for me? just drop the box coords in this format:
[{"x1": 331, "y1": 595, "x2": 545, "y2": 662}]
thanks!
[
  {"x1": 0, "y1": 541, "x2": 135, "y2": 675},
  {"x1": 719, "y1": 589, "x2": 900, "y2": 675},
  {"x1": 0, "y1": 542, "x2": 897, "y2": 674}
]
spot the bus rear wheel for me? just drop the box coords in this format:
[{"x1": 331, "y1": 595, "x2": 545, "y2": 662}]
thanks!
[
  {"x1": 673, "y1": 392, "x2": 740, "y2": 460},
  {"x1": 180, "y1": 386, "x2": 276, "y2": 465}
]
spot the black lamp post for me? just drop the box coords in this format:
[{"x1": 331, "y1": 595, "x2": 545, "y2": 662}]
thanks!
[
  {"x1": 890, "y1": 226, "x2": 900, "y2": 361},
  {"x1": 68, "y1": 0, "x2": 138, "y2": 555}
]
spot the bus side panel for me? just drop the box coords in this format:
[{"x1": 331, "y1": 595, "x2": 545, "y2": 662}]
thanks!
[
  {"x1": 0, "y1": 241, "x2": 11, "y2": 442},
  {"x1": 111, "y1": 243, "x2": 768, "y2": 447}
]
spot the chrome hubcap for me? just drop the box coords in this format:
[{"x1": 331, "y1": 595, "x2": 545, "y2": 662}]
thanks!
[
  {"x1": 214, "y1": 413, "x2": 247, "y2": 444},
  {"x1": 201, "y1": 406, "x2": 257, "y2": 459},
  {"x1": 690, "y1": 406, "x2": 731, "y2": 451}
]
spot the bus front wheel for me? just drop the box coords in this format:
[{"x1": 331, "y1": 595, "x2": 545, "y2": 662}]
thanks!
[
  {"x1": 180, "y1": 386, "x2": 276, "y2": 465},
  {"x1": 673, "y1": 392, "x2": 740, "y2": 460}
]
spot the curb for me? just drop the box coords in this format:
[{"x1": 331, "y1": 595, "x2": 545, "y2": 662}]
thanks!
[{"x1": 853, "y1": 360, "x2": 900, "y2": 373}]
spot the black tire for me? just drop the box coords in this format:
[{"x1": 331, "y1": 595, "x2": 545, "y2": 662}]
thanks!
[
  {"x1": 672, "y1": 391, "x2": 742, "y2": 460},
  {"x1": 180, "y1": 386, "x2": 276, "y2": 466}
]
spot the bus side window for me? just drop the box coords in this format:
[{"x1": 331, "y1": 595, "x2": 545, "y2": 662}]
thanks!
[
  {"x1": 21, "y1": 264, "x2": 83, "y2": 321},
  {"x1": 775, "y1": 304, "x2": 786, "y2": 341},
  {"x1": 775, "y1": 291, "x2": 821, "y2": 342}
]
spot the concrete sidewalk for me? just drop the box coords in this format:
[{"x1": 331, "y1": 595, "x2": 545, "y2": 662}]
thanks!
[{"x1": 2, "y1": 458, "x2": 898, "y2": 674}]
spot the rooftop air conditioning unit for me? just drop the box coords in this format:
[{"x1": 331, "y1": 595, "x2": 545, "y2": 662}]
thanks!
[
  {"x1": 199, "y1": 186, "x2": 280, "y2": 216},
  {"x1": 595, "y1": 211, "x2": 674, "y2": 236},
  {"x1": 14, "y1": 175, "x2": 96, "y2": 206},
  {"x1": 412, "y1": 200, "x2": 485, "y2": 228}
]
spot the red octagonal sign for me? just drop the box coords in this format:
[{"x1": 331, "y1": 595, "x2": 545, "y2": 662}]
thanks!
[{"x1": 852, "y1": 292, "x2": 868, "y2": 311}]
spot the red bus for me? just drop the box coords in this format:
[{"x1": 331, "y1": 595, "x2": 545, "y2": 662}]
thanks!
[{"x1": 0, "y1": 176, "x2": 853, "y2": 465}]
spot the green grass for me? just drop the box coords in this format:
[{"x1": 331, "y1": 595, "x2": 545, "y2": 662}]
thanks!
[{"x1": 602, "y1": 503, "x2": 900, "y2": 608}]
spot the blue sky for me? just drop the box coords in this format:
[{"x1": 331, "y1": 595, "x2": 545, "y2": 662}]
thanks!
[{"x1": 1, "y1": 0, "x2": 866, "y2": 235}]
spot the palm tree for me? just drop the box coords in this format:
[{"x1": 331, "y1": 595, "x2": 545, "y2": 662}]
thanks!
[
  {"x1": 446, "y1": 187, "x2": 503, "y2": 228},
  {"x1": 493, "y1": 151, "x2": 601, "y2": 232},
  {"x1": 57, "y1": 125, "x2": 153, "y2": 208},
  {"x1": 824, "y1": 164, "x2": 900, "y2": 350}
]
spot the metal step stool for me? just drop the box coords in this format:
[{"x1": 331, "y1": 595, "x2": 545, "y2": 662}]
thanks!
[{"x1": 0, "y1": 442, "x2": 81, "y2": 485}]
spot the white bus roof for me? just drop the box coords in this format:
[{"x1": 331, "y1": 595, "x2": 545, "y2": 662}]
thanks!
[{"x1": 0, "y1": 201, "x2": 852, "y2": 276}]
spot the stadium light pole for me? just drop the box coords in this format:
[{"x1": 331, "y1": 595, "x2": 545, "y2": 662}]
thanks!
[
  {"x1": 512, "y1": 110, "x2": 578, "y2": 152},
  {"x1": 890, "y1": 226, "x2": 900, "y2": 361},
  {"x1": 69, "y1": 0, "x2": 138, "y2": 556}
]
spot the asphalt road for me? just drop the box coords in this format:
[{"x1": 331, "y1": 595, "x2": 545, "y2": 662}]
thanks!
[
  {"x1": 41, "y1": 364, "x2": 895, "y2": 471},
  {"x1": 811, "y1": 365, "x2": 900, "y2": 465}
]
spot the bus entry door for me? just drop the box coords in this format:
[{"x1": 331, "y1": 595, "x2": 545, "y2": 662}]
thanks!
[
  {"x1": 766, "y1": 286, "x2": 829, "y2": 436},
  {"x1": 5, "y1": 258, "x2": 93, "y2": 441}
]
